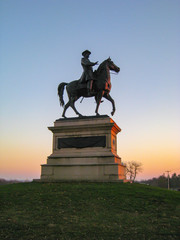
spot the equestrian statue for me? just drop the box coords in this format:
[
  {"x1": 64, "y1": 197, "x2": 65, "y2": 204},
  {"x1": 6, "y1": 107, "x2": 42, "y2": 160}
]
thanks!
[{"x1": 58, "y1": 50, "x2": 120, "y2": 118}]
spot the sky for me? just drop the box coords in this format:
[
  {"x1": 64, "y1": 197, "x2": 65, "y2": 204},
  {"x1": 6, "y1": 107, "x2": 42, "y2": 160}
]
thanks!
[{"x1": 0, "y1": 0, "x2": 180, "y2": 181}]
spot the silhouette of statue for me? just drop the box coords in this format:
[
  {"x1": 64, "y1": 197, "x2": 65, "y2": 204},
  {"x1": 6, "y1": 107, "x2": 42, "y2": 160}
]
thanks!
[{"x1": 58, "y1": 52, "x2": 120, "y2": 118}]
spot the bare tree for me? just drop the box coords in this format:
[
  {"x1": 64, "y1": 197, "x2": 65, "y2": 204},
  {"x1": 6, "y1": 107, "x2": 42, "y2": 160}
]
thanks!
[{"x1": 125, "y1": 161, "x2": 143, "y2": 182}]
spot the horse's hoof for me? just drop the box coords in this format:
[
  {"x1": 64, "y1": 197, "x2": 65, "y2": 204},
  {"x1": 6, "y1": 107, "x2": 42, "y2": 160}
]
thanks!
[
  {"x1": 96, "y1": 113, "x2": 100, "y2": 116},
  {"x1": 111, "y1": 111, "x2": 114, "y2": 116},
  {"x1": 62, "y1": 114, "x2": 67, "y2": 118}
]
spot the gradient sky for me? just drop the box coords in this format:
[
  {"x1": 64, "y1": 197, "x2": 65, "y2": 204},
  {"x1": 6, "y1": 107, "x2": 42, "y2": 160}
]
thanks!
[{"x1": 0, "y1": 0, "x2": 180, "y2": 180}]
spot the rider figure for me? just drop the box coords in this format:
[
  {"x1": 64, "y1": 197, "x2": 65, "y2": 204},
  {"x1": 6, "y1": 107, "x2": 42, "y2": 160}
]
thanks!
[{"x1": 79, "y1": 50, "x2": 98, "y2": 96}]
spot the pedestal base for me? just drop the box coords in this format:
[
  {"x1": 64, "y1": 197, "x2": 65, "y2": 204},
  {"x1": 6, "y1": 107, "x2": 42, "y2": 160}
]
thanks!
[{"x1": 40, "y1": 115, "x2": 126, "y2": 182}]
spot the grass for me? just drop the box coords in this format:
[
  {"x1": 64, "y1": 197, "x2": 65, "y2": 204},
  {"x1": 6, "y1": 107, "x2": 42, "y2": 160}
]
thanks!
[{"x1": 0, "y1": 182, "x2": 180, "y2": 240}]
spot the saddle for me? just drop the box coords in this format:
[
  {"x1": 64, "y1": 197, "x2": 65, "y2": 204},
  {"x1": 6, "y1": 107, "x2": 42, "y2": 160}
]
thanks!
[{"x1": 77, "y1": 82, "x2": 87, "y2": 89}]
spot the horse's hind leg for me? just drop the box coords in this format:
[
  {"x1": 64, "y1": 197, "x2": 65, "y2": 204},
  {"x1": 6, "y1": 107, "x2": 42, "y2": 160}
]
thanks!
[
  {"x1": 62, "y1": 101, "x2": 70, "y2": 118},
  {"x1": 70, "y1": 97, "x2": 83, "y2": 117}
]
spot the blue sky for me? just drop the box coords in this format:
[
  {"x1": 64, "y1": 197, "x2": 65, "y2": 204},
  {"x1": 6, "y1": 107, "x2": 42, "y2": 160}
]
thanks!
[{"x1": 0, "y1": 0, "x2": 180, "y2": 180}]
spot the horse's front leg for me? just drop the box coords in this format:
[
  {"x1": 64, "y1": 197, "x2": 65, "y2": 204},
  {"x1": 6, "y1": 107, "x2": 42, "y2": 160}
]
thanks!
[
  {"x1": 95, "y1": 91, "x2": 103, "y2": 116},
  {"x1": 103, "y1": 93, "x2": 116, "y2": 116}
]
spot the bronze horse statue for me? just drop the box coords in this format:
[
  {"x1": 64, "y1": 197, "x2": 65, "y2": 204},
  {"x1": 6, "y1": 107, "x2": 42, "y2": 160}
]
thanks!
[{"x1": 58, "y1": 58, "x2": 120, "y2": 118}]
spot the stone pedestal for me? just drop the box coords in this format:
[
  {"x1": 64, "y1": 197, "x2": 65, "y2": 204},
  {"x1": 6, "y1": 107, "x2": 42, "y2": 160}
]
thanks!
[{"x1": 40, "y1": 115, "x2": 126, "y2": 181}]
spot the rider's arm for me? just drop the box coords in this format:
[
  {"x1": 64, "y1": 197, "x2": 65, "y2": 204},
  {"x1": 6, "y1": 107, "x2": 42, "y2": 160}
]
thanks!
[{"x1": 81, "y1": 58, "x2": 97, "y2": 66}]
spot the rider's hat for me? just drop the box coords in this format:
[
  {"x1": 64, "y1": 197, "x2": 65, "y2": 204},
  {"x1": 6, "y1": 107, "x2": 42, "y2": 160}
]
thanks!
[{"x1": 82, "y1": 50, "x2": 91, "y2": 56}]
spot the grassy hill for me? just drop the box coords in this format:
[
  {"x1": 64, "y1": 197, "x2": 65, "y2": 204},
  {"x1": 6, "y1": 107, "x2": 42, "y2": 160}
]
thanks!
[{"x1": 0, "y1": 182, "x2": 179, "y2": 240}]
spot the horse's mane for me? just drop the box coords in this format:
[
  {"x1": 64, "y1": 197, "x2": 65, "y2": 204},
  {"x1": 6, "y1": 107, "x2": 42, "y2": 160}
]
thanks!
[{"x1": 95, "y1": 59, "x2": 107, "y2": 75}]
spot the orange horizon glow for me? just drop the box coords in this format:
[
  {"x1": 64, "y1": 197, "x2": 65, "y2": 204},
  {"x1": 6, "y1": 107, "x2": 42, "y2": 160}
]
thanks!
[{"x1": 0, "y1": 129, "x2": 179, "y2": 181}]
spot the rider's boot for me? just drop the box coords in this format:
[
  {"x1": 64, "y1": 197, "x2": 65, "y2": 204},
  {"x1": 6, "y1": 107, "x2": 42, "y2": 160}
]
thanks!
[
  {"x1": 87, "y1": 88, "x2": 92, "y2": 96},
  {"x1": 87, "y1": 80, "x2": 94, "y2": 96}
]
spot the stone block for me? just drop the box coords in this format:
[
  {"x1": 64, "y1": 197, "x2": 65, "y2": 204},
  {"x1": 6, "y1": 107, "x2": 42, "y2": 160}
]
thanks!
[{"x1": 40, "y1": 115, "x2": 126, "y2": 182}]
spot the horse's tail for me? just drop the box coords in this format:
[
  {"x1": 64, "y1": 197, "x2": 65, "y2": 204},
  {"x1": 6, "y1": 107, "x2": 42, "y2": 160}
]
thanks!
[{"x1": 58, "y1": 82, "x2": 68, "y2": 107}]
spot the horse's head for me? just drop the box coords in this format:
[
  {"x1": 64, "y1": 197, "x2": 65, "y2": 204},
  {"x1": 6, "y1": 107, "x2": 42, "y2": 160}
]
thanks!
[
  {"x1": 106, "y1": 57, "x2": 120, "y2": 73},
  {"x1": 95, "y1": 58, "x2": 120, "y2": 78}
]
